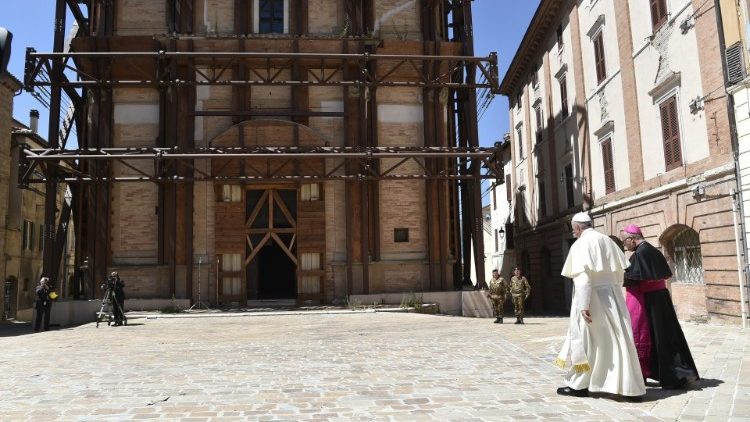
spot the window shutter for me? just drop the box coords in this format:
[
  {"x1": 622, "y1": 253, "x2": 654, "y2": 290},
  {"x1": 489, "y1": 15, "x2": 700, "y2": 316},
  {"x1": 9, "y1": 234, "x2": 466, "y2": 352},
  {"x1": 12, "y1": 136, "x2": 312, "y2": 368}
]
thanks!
[
  {"x1": 650, "y1": 0, "x2": 659, "y2": 28},
  {"x1": 594, "y1": 33, "x2": 606, "y2": 83},
  {"x1": 602, "y1": 139, "x2": 615, "y2": 194},
  {"x1": 726, "y1": 42, "x2": 746, "y2": 85},
  {"x1": 660, "y1": 97, "x2": 683, "y2": 170},
  {"x1": 559, "y1": 75, "x2": 568, "y2": 118},
  {"x1": 506, "y1": 174, "x2": 512, "y2": 202},
  {"x1": 651, "y1": 0, "x2": 668, "y2": 30},
  {"x1": 535, "y1": 106, "x2": 543, "y2": 143}
]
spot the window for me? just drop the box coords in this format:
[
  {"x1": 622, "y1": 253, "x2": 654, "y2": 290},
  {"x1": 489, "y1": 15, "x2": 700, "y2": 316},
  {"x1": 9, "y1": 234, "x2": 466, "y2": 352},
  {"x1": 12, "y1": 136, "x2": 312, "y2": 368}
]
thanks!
[
  {"x1": 22, "y1": 221, "x2": 28, "y2": 251},
  {"x1": 660, "y1": 96, "x2": 683, "y2": 171},
  {"x1": 492, "y1": 186, "x2": 497, "y2": 210},
  {"x1": 516, "y1": 125, "x2": 524, "y2": 159},
  {"x1": 221, "y1": 185, "x2": 242, "y2": 202},
  {"x1": 394, "y1": 228, "x2": 409, "y2": 243},
  {"x1": 299, "y1": 252, "x2": 321, "y2": 295},
  {"x1": 593, "y1": 31, "x2": 607, "y2": 84},
  {"x1": 556, "y1": 25, "x2": 564, "y2": 50},
  {"x1": 22, "y1": 220, "x2": 34, "y2": 251},
  {"x1": 301, "y1": 184, "x2": 320, "y2": 201},
  {"x1": 258, "y1": 0, "x2": 285, "y2": 34},
  {"x1": 505, "y1": 223, "x2": 514, "y2": 249},
  {"x1": 505, "y1": 174, "x2": 512, "y2": 202},
  {"x1": 495, "y1": 229, "x2": 499, "y2": 252},
  {"x1": 516, "y1": 92, "x2": 523, "y2": 109},
  {"x1": 601, "y1": 138, "x2": 615, "y2": 194},
  {"x1": 672, "y1": 228, "x2": 703, "y2": 284},
  {"x1": 220, "y1": 254, "x2": 242, "y2": 296},
  {"x1": 650, "y1": 0, "x2": 668, "y2": 31},
  {"x1": 531, "y1": 65, "x2": 539, "y2": 88},
  {"x1": 559, "y1": 75, "x2": 569, "y2": 119},
  {"x1": 538, "y1": 180, "x2": 547, "y2": 218},
  {"x1": 535, "y1": 105, "x2": 543, "y2": 144},
  {"x1": 565, "y1": 164, "x2": 575, "y2": 209}
]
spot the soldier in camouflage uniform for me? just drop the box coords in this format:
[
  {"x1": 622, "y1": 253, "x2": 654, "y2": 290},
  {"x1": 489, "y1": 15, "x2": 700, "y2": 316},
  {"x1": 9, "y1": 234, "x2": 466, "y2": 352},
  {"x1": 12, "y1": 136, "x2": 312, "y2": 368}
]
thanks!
[
  {"x1": 510, "y1": 267, "x2": 531, "y2": 324},
  {"x1": 487, "y1": 269, "x2": 508, "y2": 323}
]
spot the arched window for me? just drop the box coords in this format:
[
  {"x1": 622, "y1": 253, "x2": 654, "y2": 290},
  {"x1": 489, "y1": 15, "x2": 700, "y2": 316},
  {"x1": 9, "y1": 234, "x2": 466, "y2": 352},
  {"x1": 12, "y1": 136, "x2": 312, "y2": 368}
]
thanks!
[{"x1": 672, "y1": 227, "x2": 703, "y2": 284}]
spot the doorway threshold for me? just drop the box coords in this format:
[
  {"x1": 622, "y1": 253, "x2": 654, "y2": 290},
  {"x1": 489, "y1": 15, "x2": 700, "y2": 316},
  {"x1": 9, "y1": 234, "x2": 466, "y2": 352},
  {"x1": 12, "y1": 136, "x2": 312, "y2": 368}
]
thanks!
[{"x1": 246, "y1": 299, "x2": 296, "y2": 308}]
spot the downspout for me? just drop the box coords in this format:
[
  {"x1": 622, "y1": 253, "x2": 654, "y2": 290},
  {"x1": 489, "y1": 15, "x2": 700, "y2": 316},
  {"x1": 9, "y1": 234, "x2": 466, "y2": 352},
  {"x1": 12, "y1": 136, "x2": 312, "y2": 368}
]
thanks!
[
  {"x1": 715, "y1": 0, "x2": 750, "y2": 327},
  {"x1": 731, "y1": 189, "x2": 749, "y2": 328}
]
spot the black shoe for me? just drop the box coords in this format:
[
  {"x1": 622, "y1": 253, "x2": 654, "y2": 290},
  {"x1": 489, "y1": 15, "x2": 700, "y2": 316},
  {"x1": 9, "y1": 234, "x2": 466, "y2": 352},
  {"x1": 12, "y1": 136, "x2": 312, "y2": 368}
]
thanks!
[
  {"x1": 515, "y1": 318, "x2": 521, "y2": 324},
  {"x1": 494, "y1": 318, "x2": 501, "y2": 323},
  {"x1": 519, "y1": 318, "x2": 525, "y2": 324},
  {"x1": 556, "y1": 386, "x2": 589, "y2": 397},
  {"x1": 623, "y1": 395, "x2": 643, "y2": 403},
  {"x1": 499, "y1": 318, "x2": 503, "y2": 324}
]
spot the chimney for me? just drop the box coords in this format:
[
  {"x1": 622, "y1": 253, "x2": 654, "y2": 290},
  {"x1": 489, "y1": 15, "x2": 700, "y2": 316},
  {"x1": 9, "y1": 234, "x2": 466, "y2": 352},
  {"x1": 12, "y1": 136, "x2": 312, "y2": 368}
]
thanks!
[{"x1": 29, "y1": 109, "x2": 39, "y2": 133}]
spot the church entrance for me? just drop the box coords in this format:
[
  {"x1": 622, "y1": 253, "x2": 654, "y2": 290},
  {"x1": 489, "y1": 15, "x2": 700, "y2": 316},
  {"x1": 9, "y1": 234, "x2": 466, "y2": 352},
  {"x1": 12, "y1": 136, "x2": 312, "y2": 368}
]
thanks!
[{"x1": 245, "y1": 188, "x2": 297, "y2": 301}]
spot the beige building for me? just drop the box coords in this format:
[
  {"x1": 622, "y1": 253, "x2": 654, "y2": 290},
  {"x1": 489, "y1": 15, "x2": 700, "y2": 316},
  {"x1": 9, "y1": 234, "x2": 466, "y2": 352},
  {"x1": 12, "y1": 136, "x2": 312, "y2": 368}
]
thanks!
[
  {"x1": 0, "y1": 73, "x2": 18, "y2": 319},
  {"x1": 500, "y1": 0, "x2": 749, "y2": 324},
  {"x1": 23, "y1": 1, "x2": 498, "y2": 306},
  {"x1": 1, "y1": 73, "x2": 74, "y2": 320}
]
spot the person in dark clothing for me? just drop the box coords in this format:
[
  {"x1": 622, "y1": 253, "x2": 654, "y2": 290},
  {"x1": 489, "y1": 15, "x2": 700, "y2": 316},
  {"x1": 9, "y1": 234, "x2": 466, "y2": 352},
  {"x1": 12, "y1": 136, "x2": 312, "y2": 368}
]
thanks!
[
  {"x1": 110, "y1": 272, "x2": 126, "y2": 326},
  {"x1": 620, "y1": 224, "x2": 699, "y2": 389},
  {"x1": 34, "y1": 277, "x2": 52, "y2": 332}
]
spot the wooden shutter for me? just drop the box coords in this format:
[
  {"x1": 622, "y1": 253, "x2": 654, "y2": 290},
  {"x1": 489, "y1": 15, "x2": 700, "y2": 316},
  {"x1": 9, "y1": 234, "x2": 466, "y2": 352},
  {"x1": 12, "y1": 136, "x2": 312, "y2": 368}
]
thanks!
[
  {"x1": 650, "y1": 0, "x2": 667, "y2": 31},
  {"x1": 538, "y1": 181, "x2": 547, "y2": 217},
  {"x1": 594, "y1": 32, "x2": 606, "y2": 84},
  {"x1": 506, "y1": 174, "x2": 512, "y2": 202},
  {"x1": 601, "y1": 138, "x2": 615, "y2": 194},
  {"x1": 559, "y1": 75, "x2": 568, "y2": 118},
  {"x1": 660, "y1": 97, "x2": 683, "y2": 171},
  {"x1": 535, "y1": 106, "x2": 543, "y2": 143}
]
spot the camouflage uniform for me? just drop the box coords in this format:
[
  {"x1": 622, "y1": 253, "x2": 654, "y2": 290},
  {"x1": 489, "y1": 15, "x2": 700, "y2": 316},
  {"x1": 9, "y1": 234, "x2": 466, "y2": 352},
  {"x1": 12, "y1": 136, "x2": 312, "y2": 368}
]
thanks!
[
  {"x1": 487, "y1": 275, "x2": 508, "y2": 322},
  {"x1": 510, "y1": 275, "x2": 531, "y2": 323}
]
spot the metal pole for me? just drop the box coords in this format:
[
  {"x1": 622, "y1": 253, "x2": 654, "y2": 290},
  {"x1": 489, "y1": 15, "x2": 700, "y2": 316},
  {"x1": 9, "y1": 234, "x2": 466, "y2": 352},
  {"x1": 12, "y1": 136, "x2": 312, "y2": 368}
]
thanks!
[
  {"x1": 42, "y1": 0, "x2": 67, "y2": 285},
  {"x1": 732, "y1": 189, "x2": 749, "y2": 328}
]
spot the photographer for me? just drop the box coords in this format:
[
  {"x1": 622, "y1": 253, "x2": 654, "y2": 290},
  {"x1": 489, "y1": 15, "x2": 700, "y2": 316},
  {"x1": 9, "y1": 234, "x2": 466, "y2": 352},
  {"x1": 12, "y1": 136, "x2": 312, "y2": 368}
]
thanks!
[
  {"x1": 34, "y1": 277, "x2": 52, "y2": 332},
  {"x1": 107, "y1": 272, "x2": 126, "y2": 326}
]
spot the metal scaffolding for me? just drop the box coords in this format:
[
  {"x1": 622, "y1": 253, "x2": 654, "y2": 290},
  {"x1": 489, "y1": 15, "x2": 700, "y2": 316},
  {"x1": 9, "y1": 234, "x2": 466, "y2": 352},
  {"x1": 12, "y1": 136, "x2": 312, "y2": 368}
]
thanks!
[{"x1": 23, "y1": 0, "x2": 500, "y2": 300}]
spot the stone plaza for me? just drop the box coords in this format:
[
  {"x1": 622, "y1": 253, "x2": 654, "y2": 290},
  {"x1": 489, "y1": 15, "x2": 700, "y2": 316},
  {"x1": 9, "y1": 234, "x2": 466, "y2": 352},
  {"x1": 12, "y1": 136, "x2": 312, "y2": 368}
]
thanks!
[{"x1": 1, "y1": 311, "x2": 748, "y2": 421}]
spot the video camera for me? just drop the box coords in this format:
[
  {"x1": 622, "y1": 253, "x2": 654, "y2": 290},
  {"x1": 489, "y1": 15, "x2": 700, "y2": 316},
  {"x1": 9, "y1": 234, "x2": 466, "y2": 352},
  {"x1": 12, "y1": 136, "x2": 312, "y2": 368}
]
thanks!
[{"x1": 101, "y1": 275, "x2": 117, "y2": 292}]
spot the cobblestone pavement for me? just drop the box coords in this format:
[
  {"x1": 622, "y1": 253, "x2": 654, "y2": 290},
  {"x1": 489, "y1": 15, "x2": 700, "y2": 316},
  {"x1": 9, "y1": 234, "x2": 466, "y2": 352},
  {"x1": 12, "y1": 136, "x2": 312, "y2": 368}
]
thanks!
[{"x1": 1, "y1": 312, "x2": 748, "y2": 421}]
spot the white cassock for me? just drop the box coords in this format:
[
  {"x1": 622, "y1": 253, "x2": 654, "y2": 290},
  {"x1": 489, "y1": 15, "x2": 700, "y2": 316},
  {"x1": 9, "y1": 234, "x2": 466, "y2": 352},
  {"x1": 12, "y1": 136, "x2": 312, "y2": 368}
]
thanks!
[{"x1": 556, "y1": 228, "x2": 646, "y2": 397}]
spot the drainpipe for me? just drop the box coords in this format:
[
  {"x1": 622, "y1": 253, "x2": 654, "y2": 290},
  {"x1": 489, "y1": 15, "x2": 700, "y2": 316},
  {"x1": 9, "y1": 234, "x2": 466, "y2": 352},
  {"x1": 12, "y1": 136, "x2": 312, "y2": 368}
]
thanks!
[
  {"x1": 732, "y1": 189, "x2": 749, "y2": 328},
  {"x1": 716, "y1": 0, "x2": 750, "y2": 327}
]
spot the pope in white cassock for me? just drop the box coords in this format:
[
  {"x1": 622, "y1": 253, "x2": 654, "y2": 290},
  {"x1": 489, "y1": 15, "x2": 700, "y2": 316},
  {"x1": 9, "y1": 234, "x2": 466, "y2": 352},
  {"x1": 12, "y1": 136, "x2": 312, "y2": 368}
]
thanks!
[{"x1": 555, "y1": 212, "x2": 646, "y2": 400}]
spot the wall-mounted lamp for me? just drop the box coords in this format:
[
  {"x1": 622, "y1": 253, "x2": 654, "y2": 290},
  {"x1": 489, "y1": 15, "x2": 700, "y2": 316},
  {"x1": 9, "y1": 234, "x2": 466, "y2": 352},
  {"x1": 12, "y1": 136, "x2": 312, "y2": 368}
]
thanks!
[
  {"x1": 498, "y1": 226, "x2": 505, "y2": 239},
  {"x1": 692, "y1": 184, "x2": 705, "y2": 199},
  {"x1": 680, "y1": 15, "x2": 695, "y2": 34},
  {"x1": 689, "y1": 96, "x2": 704, "y2": 114}
]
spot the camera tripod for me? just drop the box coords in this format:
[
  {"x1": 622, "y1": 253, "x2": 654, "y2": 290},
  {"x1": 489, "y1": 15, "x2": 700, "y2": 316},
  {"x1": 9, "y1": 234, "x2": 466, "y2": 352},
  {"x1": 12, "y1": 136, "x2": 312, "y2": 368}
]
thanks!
[{"x1": 96, "y1": 287, "x2": 127, "y2": 328}]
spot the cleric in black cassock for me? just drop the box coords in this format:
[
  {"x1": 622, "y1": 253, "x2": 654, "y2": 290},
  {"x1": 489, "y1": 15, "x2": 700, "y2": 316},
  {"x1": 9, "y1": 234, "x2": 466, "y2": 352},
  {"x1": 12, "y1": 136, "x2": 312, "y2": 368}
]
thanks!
[{"x1": 620, "y1": 224, "x2": 699, "y2": 389}]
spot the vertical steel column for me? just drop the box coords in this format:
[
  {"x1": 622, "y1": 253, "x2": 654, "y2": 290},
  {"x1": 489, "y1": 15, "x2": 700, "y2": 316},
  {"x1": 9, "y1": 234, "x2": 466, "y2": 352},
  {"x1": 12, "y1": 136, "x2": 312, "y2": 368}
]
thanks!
[
  {"x1": 42, "y1": 0, "x2": 67, "y2": 285},
  {"x1": 462, "y1": 1, "x2": 486, "y2": 289}
]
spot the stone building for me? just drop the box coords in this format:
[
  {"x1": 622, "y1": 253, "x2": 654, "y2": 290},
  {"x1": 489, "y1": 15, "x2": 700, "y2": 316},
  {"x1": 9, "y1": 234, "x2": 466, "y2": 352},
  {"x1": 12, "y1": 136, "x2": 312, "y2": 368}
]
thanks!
[
  {"x1": 500, "y1": 0, "x2": 749, "y2": 324},
  {"x1": 23, "y1": 1, "x2": 498, "y2": 306},
  {"x1": 0, "y1": 73, "x2": 73, "y2": 320},
  {"x1": 0, "y1": 72, "x2": 19, "y2": 318}
]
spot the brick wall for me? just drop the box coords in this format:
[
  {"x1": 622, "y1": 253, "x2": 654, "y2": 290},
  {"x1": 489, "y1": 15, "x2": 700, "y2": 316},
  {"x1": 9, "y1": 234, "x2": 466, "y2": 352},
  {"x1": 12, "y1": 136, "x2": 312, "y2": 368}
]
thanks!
[{"x1": 115, "y1": 0, "x2": 167, "y2": 35}]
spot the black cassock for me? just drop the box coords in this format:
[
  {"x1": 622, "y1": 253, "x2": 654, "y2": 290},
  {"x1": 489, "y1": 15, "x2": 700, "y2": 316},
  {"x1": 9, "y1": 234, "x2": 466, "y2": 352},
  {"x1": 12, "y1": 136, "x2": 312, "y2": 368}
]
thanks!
[{"x1": 624, "y1": 241, "x2": 699, "y2": 388}]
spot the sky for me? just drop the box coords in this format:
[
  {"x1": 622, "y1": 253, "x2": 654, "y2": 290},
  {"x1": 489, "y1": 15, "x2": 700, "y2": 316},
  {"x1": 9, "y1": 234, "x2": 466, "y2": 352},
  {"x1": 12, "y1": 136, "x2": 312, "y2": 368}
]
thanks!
[{"x1": 1, "y1": 0, "x2": 540, "y2": 148}]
